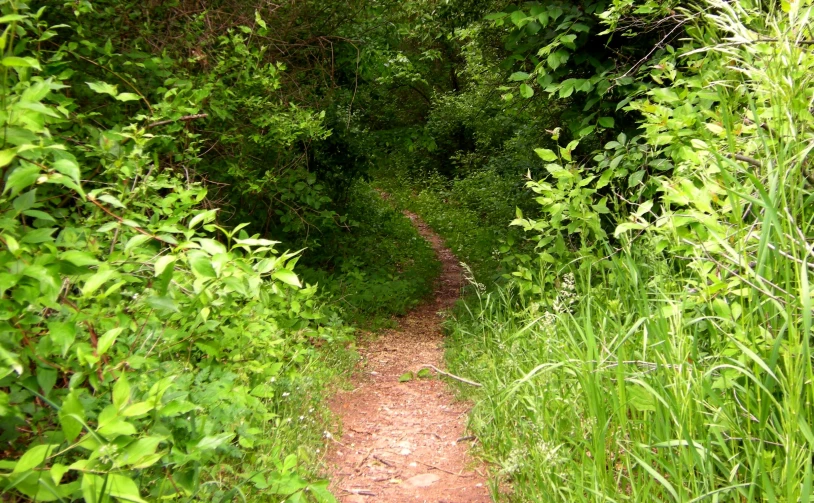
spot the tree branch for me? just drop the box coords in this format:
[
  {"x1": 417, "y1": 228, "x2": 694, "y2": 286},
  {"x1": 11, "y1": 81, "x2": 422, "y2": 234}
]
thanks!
[{"x1": 146, "y1": 113, "x2": 208, "y2": 129}]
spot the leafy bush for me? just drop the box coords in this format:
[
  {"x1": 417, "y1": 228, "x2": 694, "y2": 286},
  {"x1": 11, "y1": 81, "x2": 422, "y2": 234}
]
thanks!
[
  {"x1": 299, "y1": 180, "x2": 440, "y2": 324},
  {"x1": 443, "y1": 0, "x2": 814, "y2": 501},
  {"x1": 0, "y1": 4, "x2": 353, "y2": 501},
  {"x1": 373, "y1": 170, "x2": 528, "y2": 285}
]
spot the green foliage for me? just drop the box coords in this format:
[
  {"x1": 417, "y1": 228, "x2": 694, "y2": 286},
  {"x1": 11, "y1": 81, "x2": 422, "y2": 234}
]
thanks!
[
  {"x1": 439, "y1": 0, "x2": 814, "y2": 501},
  {"x1": 373, "y1": 171, "x2": 526, "y2": 285},
  {"x1": 0, "y1": 3, "x2": 356, "y2": 501},
  {"x1": 5, "y1": 0, "x2": 813, "y2": 500},
  {"x1": 299, "y1": 181, "x2": 440, "y2": 325}
]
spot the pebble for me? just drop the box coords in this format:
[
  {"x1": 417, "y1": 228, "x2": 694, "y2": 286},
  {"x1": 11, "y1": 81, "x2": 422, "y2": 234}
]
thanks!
[{"x1": 405, "y1": 473, "x2": 440, "y2": 487}]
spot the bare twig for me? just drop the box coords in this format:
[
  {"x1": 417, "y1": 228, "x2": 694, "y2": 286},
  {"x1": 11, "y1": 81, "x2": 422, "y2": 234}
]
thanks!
[
  {"x1": 419, "y1": 364, "x2": 482, "y2": 387},
  {"x1": 88, "y1": 197, "x2": 172, "y2": 244},
  {"x1": 146, "y1": 113, "x2": 208, "y2": 129},
  {"x1": 342, "y1": 488, "x2": 376, "y2": 496},
  {"x1": 729, "y1": 153, "x2": 762, "y2": 168},
  {"x1": 355, "y1": 448, "x2": 373, "y2": 469},
  {"x1": 614, "y1": 18, "x2": 690, "y2": 83},
  {"x1": 414, "y1": 458, "x2": 473, "y2": 477},
  {"x1": 372, "y1": 454, "x2": 394, "y2": 467}
]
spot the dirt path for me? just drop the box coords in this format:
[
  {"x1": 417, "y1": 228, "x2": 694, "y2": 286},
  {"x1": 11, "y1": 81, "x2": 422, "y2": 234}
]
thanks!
[{"x1": 326, "y1": 209, "x2": 492, "y2": 503}]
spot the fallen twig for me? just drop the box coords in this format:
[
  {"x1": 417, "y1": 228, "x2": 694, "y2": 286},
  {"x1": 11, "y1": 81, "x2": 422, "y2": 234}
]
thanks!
[
  {"x1": 355, "y1": 448, "x2": 373, "y2": 469},
  {"x1": 342, "y1": 488, "x2": 376, "y2": 496},
  {"x1": 414, "y1": 458, "x2": 473, "y2": 478},
  {"x1": 729, "y1": 153, "x2": 761, "y2": 168},
  {"x1": 146, "y1": 113, "x2": 208, "y2": 129},
  {"x1": 419, "y1": 364, "x2": 482, "y2": 387},
  {"x1": 372, "y1": 454, "x2": 394, "y2": 467}
]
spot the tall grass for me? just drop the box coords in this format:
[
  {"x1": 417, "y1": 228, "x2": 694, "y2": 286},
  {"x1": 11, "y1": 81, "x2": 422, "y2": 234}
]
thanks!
[{"x1": 444, "y1": 1, "x2": 814, "y2": 501}]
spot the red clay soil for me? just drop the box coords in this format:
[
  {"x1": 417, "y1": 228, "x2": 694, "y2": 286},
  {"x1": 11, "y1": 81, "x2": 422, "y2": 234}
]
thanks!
[{"x1": 326, "y1": 210, "x2": 492, "y2": 503}]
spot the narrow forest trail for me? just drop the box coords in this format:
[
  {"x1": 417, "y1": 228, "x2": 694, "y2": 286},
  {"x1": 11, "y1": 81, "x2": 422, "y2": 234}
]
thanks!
[{"x1": 326, "y1": 206, "x2": 492, "y2": 503}]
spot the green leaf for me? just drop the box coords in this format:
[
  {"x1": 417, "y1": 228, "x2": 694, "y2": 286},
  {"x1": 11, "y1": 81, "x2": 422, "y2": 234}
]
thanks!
[
  {"x1": 82, "y1": 267, "x2": 117, "y2": 296},
  {"x1": 113, "y1": 374, "x2": 131, "y2": 410},
  {"x1": 534, "y1": 148, "x2": 558, "y2": 162},
  {"x1": 23, "y1": 209, "x2": 56, "y2": 222},
  {"x1": 705, "y1": 122, "x2": 724, "y2": 135},
  {"x1": 509, "y1": 71, "x2": 530, "y2": 81},
  {"x1": 158, "y1": 399, "x2": 198, "y2": 417},
  {"x1": 52, "y1": 159, "x2": 81, "y2": 183},
  {"x1": 234, "y1": 238, "x2": 280, "y2": 247},
  {"x1": 547, "y1": 52, "x2": 561, "y2": 70},
  {"x1": 48, "y1": 322, "x2": 76, "y2": 357},
  {"x1": 121, "y1": 401, "x2": 154, "y2": 417},
  {"x1": 20, "y1": 227, "x2": 56, "y2": 244},
  {"x1": 510, "y1": 10, "x2": 527, "y2": 26},
  {"x1": 558, "y1": 81, "x2": 574, "y2": 99},
  {"x1": 0, "y1": 14, "x2": 27, "y2": 23},
  {"x1": 189, "y1": 209, "x2": 217, "y2": 229},
  {"x1": 97, "y1": 327, "x2": 124, "y2": 356},
  {"x1": 628, "y1": 169, "x2": 646, "y2": 187},
  {"x1": 188, "y1": 251, "x2": 217, "y2": 278},
  {"x1": 614, "y1": 222, "x2": 646, "y2": 238},
  {"x1": 559, "y1": 33, "x2": 577, "y2": 49},
  {"x1": 399, "y1": 371, "x2": 414, "y2": 382},
  {"x1": 84, "y1": 473, "x2": 147, "y2": 503},
  {"x1": 13, "y1": 444, "x2": 57, "y2": 473},
  {"x1": 154, "y1": 255, "x2": 176, "y2": 276},
  {"x1": 197, "y1": 238, "x2": 227, "y2": 256},
  {"x1": 635, "y1": 200, "x2": 654, "y2": 217},
  {"x1": 50, "y1": 463, "x2": 70, "y2": 485},
  {"x1": 97, "y1": 417, "x2": 137, "y2": 438},
  {"x1": 417, "y1": 368, "x2": 433, "y2": 379},
  {"x1": 650, "y1": 88, "x2": 679, "y2": 103},
  {"x1": 598, "y1": 116, "x2": 615, "y2": 128},
  {"x1": 273, "y1": 269, "x2": 301, "y2": 288},
  {"x1": 60, "y1": 250, "x2": 100, "y2": 267},
  {"x1": 2, "y1": 56, "x2": 41, "y2": 70},
  {"x1": 12, "y1": 189, "x2": 36, "y2": 213},
  {"x1": 254, "y1": 10, "x2": 268, "y2": 29},
  {"x1": 124, "y1": 234, "x2": 151, "y2": 252},
  {"x1": 0, "y1": 147, "x2": 16, "y2": 168},
  {"x1": 307, "y1": 481, "x2": 337, "y2": 503},
  {"x1": 519, "y1": 83, "x2": 534, "y2": 99},
  {"x1": 196, "y1": 433, "x2": 235, "y2": 451},
  {"x1": 59, "y1": 391, "x2": 85, "y2": 442},
  {"x1": 96, "y1": 194, "x2": 125, "y2": 208},
  {"x1": 484, "y1": 12, "x2": 507, "y2": 21},
  {"x1": 631, "y1": 453, "x2": 678, "y2": 500},
  {"x1": 81, "y1": 474, "x2": 106, "y2": 503},
  {"x1": 115, "y1": 93, "x2": 141, "y2": 102},
  {"x1": 4, "y1": 164, "x2": 39, "y2": 196},
  {"x1": 86, "y1": 81, "x2": 118, "y2": 97},
  {"x1": 121, "y1": 436, "x2": 164, "y2": 466},
  {"x1": 547, "y1": 49, "x2": 568, "y2": 71},
  {"x1": 146, "y1": 296, "x2": 179, "y2": 313},
  {"x1": 37, "y1": 368, "x2": 57, "y2": 396},
  {"x1": 250, "y1": 384, "x2": 275, "y2": 398}
]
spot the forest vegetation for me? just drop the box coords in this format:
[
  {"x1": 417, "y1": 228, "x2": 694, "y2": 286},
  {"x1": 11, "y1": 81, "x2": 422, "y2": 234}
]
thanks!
[{"x1": 0, "y1": 0, "x2": 812, "y2": 501}]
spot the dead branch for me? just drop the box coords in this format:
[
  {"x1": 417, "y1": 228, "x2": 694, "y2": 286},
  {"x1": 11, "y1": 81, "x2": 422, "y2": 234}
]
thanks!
[
  {"x1": 419, "y1": 364, "x2": 482, "y2": 387},
  {"x1": 146, "y1": 113, "x2": 209, "y2": 129}
]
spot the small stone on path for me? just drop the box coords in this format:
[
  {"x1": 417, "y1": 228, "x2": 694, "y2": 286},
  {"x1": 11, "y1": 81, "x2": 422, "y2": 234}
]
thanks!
[{"x1": 405, "y1": 473, "x2": 440, "y2": 487}]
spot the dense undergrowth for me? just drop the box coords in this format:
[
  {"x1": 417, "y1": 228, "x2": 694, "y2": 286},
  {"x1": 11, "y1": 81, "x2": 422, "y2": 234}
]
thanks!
[
  {"x1": 374, "y1": 0, "x2": 814, "y2": 501},
  {"x1": 2, "y1": 0, "x2": 813, "y2": 501},
  {"x1": 0, "y1": 1, "x2": 435, "y2": 501}
]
